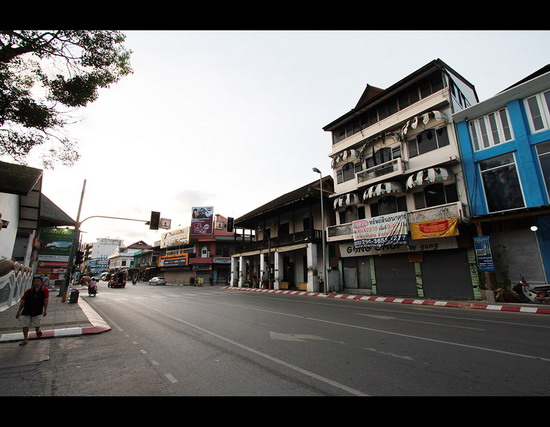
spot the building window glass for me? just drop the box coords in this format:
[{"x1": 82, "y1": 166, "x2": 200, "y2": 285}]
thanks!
[
  {"x1": 413, "y1": 183, "x2": 458, "y2": 210},
  {"x1": 469, "y1": 108, "x2": 514, "y2": 151},
  {"x1": 408, "y1": 127, "x2": 450, "y2": 158},
  {"x1": 536, "y1": 141, "x2": 550, "y2": 200},
  {"x1": 525, "y1": 90, "x2": 550, "y2": 133},
  {"x1": 370, "y1": 195, "x2": 407, "y2": 217},
  {"x1": 479, "y1": 153, "x2": 524, "y2": 212}
]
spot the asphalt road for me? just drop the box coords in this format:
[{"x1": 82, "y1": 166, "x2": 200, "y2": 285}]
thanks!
[{"x1": 4, "y1": 280, "x2": 550, "y2": 396}]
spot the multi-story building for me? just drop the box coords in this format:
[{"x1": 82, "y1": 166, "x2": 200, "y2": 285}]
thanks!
[
  {"x1": 230, "y1": 176, "x2": 334, "y2": 292},
  {"x1": 323, "y1": 59, "x2": 481, "y2": 300},
  {"x1": 453, "y1": 64, "x2": 550, "y2": 288},
  {"x1": 158, "y1": 214, "x2": 236, "y2": 285}
]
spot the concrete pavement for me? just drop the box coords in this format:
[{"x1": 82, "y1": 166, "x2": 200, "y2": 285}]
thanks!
[{"x1": 0, "y1": 285, "x2": 110, "y2": 343}]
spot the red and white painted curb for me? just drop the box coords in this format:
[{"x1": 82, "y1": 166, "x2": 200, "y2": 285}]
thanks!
[
  {"x1": 0, "y1": 297, "x2": 110, "y2": 343},
  {"x1": 223, "y1": 286, "x2": 550, "y2": 315}
]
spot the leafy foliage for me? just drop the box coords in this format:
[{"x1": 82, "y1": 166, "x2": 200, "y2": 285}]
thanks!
[{"x1": 0, "y1": 30, "x2": 132, "y2": 168}]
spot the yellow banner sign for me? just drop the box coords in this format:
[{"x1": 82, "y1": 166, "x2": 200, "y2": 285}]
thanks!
[{"x1": 410, "y1": 217, "x2": 459, "y2": 240}]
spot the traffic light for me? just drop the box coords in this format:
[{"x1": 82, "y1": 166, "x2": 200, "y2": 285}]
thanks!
[
  {"x1": 75, "y1": 250, "x2": 84, "y2": 265},
  {"x1": 149, "y1": 211, "x2": 160, "y2": 230},
  {"x1": 226, "y1": 217, "x2": 234, "y2": 232}
]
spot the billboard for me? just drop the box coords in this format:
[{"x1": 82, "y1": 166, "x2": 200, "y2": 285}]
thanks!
[
  {"x1": 161, "y1": 226, "x2": 190, "y2": 248},
  {"x1": 352, "y1": 212, "x2": 408, "y2": 247},
  {"x1": 190, "y1": 206, "x2": 214, "y2": 235},
  {"x1": 38, "y1": 227, "x2": 75, "y2": 261}
]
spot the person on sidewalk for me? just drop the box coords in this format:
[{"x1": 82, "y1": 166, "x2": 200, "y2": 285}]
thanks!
[{"x1": 15, "y1": 276, "x2": 49, "y2": 346}]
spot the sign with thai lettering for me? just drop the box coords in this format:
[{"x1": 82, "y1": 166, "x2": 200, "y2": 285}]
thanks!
[
  {"x1": 352, "y1": 211, "x2": 408, "y2": 247},
  {"x1": 473, "y1": 236, "x2": 495, "y2": 271},
  {"x1": 410, "y1": 217, "x2": 459, "y2": 240}
]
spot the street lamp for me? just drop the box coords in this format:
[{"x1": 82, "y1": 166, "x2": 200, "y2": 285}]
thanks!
[{"x1": 312, "y1": 167, "x2": 328, "y2": 294}]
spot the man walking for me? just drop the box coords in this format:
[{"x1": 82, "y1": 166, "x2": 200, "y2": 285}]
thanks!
[{"x1": 15, "y1": 276, "x2": 49, "y2": 346}]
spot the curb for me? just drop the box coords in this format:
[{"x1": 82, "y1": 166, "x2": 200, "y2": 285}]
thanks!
[
  {"x1": 223, "y1": 286, "x2": 550, "y2": 315},
  {"x1": 0, "y1": 296, "x2": 110, "y2": 343}
]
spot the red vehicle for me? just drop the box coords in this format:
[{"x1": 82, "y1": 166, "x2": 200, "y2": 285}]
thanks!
[{"x1": 108, "y1": 272, "x2": 127, "y2": 288}]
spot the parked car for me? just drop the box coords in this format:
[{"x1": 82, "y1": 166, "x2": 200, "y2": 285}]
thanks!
[
  {"x1": 149, "y1": 277, "x2": 167, "y2": 286},
  {"x1": 79, "y1": 275, "x2": 92, "y2": 285}
]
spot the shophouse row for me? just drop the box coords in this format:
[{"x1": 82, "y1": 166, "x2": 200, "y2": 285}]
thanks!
[{"x1": 229, "y1": 59, "x2": 550, "y2": 301}]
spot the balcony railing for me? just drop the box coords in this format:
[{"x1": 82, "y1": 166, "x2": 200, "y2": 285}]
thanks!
[
  {"x1": 233, "y1": 229, "x2": 323, "y2": 253},
  {"x1": 327, "y1": 201, "x2": 465, "y2": 242},
  {"x1": 356, "y1": 158, "x2": 407, "y2": 186}
]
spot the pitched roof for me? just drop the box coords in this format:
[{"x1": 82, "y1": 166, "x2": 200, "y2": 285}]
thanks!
[
  {"x1": 0, "y1": 160, "x2": 43, "y2": 196},
  {"x1": 235, "y1": 176, "x2": 333, "y2": 227},
  {"x1": 40, "y1": 194, "x2": 75, "y2": 226}
]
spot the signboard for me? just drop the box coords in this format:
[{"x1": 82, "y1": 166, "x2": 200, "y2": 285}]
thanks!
[
  {"x1": 160, "y1": 227, "x2": 190, "y2": 248},
  {"x1": 340, "y1": 236, "x2": 458, "y2": 257},
  {"x1": 191, "y1": 206, "x2": 214, "y2": 235},
  {"x1": 410, "y1": 217, "x2": 459, "y2": 240},
  {"x1": 38, "y1": 227, "x2": 74, "y2": 261},
  {"x1": 159, "y1": 253, "x2": 189, "y2": 268},
  {"x1": 352, "y1": 211, "x2": 408, "y2": 247},
  {"x1": 473, "y1": 236, "x2": 495, "y2": 271}
]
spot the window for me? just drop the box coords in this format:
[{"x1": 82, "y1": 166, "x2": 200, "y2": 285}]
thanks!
[
  {"x1": 537, "y1": 141, "x2": 550, "y2": 199},
  {"x1": 370, "y1": 195, "x2": 407, "y2": 217},
  {"x1": 525, "y1": 90, "x2": 550, "y2": 133},
  {"x1": 408, "y1": 127, "x2": 450, "y2": 158},
  {"x1": 336, "y1": 161, "x2": 357, "y2": 184},
  {"x1": 479, "y1": 153, "x2": 524, "y2": 212},
  {"x1": 413, "y1": 183, "x2": 458, "y2": 209},
  {"x1": 331, "y1": 71, "x2": 446, "y2": 145},
  {"x1": 469, "y1": 108, "x2": 513, "y2": 151}
]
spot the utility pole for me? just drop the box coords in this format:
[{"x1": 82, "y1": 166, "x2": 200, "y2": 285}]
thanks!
[{"x1": 60, "y1": 179, "x2": 86, "y2": 300}]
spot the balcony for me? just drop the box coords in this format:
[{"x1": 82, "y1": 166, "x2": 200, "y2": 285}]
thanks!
[
  {"x1": 356, "y1": 158, "x2": 407, "y2": 187},
  {"x1": 233, "y1": 229, "x2": 324, "y2": 254},
  {"x1": 327, "y1": 201, "x2": 466, "y2": 243}
]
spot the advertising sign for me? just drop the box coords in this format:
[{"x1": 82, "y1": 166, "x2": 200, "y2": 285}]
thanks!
[
  {"x1": 161, "y1": 227, "x2": 190, "y2": 248},
  {"x1": 38, "y1": 227, "x2": 74, "y2": 261},
  {"x1": 473, "y1": 236, "x2": 495, "y2": 271},
  {"x1": 191, "y1": 206, "x2": 214, "y2": 235},
  {"x1": 352, "y1": 211, "x2": 408, "y2": 247},
  {"x1": 159, "y1": 253, "x2": 189, "y2": 268},
  {"x1": 410, "y1": 217, "x2": 459, "y2": 240}
]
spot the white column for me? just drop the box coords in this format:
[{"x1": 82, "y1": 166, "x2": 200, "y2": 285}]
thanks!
[
  {"x1": 259, "y1": 252, "x2": 266, "y2": 288},
  {"x1": 238, "y1": 256, "x2": 244, "y2": 287},
  {"x1": 273, "y1": 250, "x2": 281, "y2": 290},
  {"x1": 306, "y1": 242, "x2": 320, "y2": 292}
]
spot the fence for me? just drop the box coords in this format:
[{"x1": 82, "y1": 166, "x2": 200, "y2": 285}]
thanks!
[{"x1": 0, "y1": 258, "x2": 33, "y2": 312}]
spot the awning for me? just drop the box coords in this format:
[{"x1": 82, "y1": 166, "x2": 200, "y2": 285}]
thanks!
[
  {"x1": 401, "y1": 110, "x2": 447, "y2": 135},
  {"x1": 406, "y1": 167, "x2": 453, "y2": 189},
  {"x1": 363, "y1": 181, "x2": 404, "y2": 200},
  {"x1": 333, "y1": 192, "x2": 360, "y2": 208}
]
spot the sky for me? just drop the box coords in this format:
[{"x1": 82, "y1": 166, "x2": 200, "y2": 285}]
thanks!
[{"x1": 9, "y1": 30, "x2": 550, "y2": 246}]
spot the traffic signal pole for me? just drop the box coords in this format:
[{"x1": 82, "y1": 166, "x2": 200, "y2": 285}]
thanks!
[
  {"x1": 59, "y1": 180, "x2": 160, "y2": 300},
  {"x1": 60, "y1": 179, "x2": 86, "y2": 300}
]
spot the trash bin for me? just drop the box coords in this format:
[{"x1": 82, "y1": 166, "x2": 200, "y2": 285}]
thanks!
[{"x1": 69, "y1": 289, "x2": 79, "y2": 304}]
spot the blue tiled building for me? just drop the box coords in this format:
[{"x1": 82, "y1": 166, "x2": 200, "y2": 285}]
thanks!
[{"x1": 453, "y1": 65, "x2": 550, "y2": 286}]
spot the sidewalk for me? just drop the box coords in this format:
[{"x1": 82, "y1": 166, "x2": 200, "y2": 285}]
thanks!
[
  {"x1": 223, "y1": 286, "x2": 550, "y2": 315},
  {"x1": 0, "y1": 286, "x2": 110, "y2": 343}
]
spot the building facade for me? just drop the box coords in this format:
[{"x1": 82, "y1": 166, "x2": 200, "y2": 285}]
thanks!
[
  {"x1": 323, "y1": 59, "x2": 482, "y2": 299},
  {"x1": 454, "y1": 64, "x2": 550, "y2": 288},
  {"x1": 158, "y1": 215, "x2": 236, "y2": 285},
  {"x1": 230, "y1": 176, "x2": 334, "y2": 292}
]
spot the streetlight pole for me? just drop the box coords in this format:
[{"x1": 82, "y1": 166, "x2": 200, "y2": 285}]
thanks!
[{"x1": 312, "y1": 168, "x2": 328, "y2": 294}]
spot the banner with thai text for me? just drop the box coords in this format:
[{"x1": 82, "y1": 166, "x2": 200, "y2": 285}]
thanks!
[
  {"x1": 410, "y1": 217, "x2": 459, "y2": 240},
  {"x1": 191, "y1": 206, "x2": 214, "y2": 235},
  {"x1": 352, "y1": 211, "x2": 408, "y2": 247}
]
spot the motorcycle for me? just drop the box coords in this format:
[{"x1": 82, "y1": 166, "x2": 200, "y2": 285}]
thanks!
[
  {"x1": 513, "y1": 276, "x2": 550, "y2": 303},
  {"x1": 88, "y1": 283, "x2": 98, "y2": 297}
]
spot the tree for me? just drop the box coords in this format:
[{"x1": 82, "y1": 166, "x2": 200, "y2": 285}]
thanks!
[{"x1": 0, "y1": 30, "x2": 132, "y2": 168}]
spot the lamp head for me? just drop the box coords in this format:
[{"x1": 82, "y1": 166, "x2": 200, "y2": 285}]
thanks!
[{"x1": 312, "y1": 167, "x2": 321, "y2": 174}]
